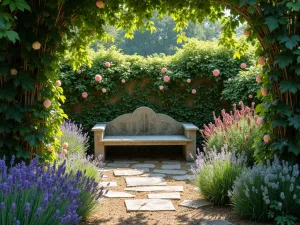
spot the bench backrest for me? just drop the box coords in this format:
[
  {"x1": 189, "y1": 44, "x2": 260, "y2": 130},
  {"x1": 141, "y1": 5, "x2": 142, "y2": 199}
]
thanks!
[{"x1": 105, "y1": 107, "x2": 184, "y2": 135}]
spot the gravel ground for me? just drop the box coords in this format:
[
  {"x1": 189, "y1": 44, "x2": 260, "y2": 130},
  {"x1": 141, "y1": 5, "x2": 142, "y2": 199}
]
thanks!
[{"x1": 81, "y1": 160, "x2": 294, "y2": 225}]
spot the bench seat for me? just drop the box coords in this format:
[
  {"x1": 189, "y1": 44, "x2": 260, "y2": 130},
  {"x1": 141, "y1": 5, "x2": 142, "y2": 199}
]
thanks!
[
  {"x1": 92, "y1": 107, "x2": 199, "y2": 161},
  {"x1": 102, "y1": 135, "x2": 192, "y2": 145}
]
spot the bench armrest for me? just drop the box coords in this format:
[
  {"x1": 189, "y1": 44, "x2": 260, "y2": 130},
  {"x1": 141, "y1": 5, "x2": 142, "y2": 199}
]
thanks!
[
  {"x1": 92, "y1": 123, "x2": 107, "y2": 132},
  {"x1": 182, "y1": 123, "x2": 199, "y2": 131}
]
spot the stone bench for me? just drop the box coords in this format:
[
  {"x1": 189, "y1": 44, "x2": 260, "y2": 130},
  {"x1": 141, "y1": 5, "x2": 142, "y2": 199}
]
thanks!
[{"x1": 92, "y1": 107, "x2": 199, "y2": 161}]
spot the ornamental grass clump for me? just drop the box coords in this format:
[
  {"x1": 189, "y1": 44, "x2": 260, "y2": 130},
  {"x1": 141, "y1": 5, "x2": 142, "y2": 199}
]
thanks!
[
  {"x1": 230, "y1": 158, "x2": 300, "y2": 224},
  {"x1": 192, "y1": 145, "x2": 246, "y2": 205},
  {"x1": 60, "y1": 120, "x2": 89, "y2": 155},
  {"x1": 200, "y1": 101, "x2": 261, "y2": 164},
  {"x1": 0, "y1": 156, "x2": 103, "y2": 225}
]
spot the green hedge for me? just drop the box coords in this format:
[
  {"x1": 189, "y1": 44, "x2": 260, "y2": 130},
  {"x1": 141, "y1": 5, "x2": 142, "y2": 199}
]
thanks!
[{"x1": 59, "y1": 39, "x2": 254, "y2": 152}]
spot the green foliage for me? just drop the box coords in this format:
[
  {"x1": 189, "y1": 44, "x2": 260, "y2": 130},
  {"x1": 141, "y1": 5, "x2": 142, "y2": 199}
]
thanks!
[
  {"x1": 193, "y1": 146, "x2": 246, "y2": 205},
  {"x1": 60, "y1": 40, "x2": 253, "y2": 150},
  {"x1": 222, "y1": 65, "x2": 260, "y2": 104},
  {"x1": 231, "y1": 158, "x2": 300, "y2": 224},
  {"x1": 201, "y1": 102, "x2": 263, "y2": 165}
]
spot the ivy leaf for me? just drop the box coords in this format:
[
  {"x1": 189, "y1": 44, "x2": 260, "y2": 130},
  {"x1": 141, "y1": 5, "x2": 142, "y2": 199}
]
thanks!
[
  {"x1": 6, "y1": 106, "x2": 23, "y2": 123},
  {"x1": 274, "y1": 54, "x2": 293, "y2": 68},
  {"x1": 6, "y1": 30, "x2": 19, "y2": 43},
  {"x1": 286, "y1": 2, "x2": 300, "y2": 11},
  {"x1": 272, "y1": 119, "x2": 289, "y2": 128},
  {"x1": 288, "y1": 115, "x2": 300, "y2": 130},
  {"x1": 280, "y1": 35, "x2": 300, "y2": 50},
  {"x1": 15, "y1": 0, "x2": 31, "y2": 12},
  {"x1": 264, "y1": 16, "x2": 279, "y2": 32},
  {"x1": 271, "y1": 140, "x2": 288, "y2": 151},
  {"x1": 276, "y1": 103, "x2": 292, "y2": 117},
  {"x1": 296, "y1": 66, "x2": 300, "y2": 76},
  {"x1": 288, "y1": 142, "x2": 300, "y2": 156},
  {"x1": 24, "y1": 135, "x2": 39, "y2": 147},
  {"x1": 279, "y1": 80, "x2": 300, "y2": 93}
]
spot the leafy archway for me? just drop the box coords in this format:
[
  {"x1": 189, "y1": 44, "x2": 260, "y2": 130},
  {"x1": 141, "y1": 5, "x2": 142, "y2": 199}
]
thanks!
[{"x1": 0, "y1": 0, "x2": 299, "y2": 160}]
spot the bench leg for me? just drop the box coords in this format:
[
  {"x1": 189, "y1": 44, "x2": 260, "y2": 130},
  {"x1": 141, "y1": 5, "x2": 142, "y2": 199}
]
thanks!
[
  {"x1": 95, "y1": 142, "x2": 105, "y2": 161},
  {"x1": 184, "y1": 130, "x2": 197, "y2": 161}
]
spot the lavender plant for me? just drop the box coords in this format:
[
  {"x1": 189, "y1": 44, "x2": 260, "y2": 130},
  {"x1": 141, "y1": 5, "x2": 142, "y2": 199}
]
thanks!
[
  {"x1": 200, "y1": 102, "x2": 263, "y2": 164},
  {"x1": 0, "y1": 156, "x2": 103, "y2": 225},
  {"x1": 59, "y1": 120, "x2": 89, "y2": 155},
  {"x1": 191, "y1": 145, "x2": 246, "y2": 205},
  {"x1": 230, "y1": 158, "x2": 300, "y2": 224},
  {"x1": 58, "y1": 153, "x2": 104, "y2": 219}
]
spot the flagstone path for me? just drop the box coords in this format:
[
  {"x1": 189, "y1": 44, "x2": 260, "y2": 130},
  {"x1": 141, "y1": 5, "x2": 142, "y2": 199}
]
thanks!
[{"x1": 83, "y1": 160, "x2": 273, "y2": 225}]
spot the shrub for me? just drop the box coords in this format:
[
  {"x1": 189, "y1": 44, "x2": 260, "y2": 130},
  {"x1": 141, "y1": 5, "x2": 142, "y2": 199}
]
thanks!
[
  {"x1": 58, "y1": 153, "x2": 103, "y2": 218},
  {"x1": 0, "y1": 156, "x2": 103, "y2": 225},
  {"x1": 222, "y1": 65, "x2": 260, "y2": 104},
  {"x1": 59, "y1": 120, "x2": 89, "y2": 155},
  {"x1": 230, "y1": 158, "x2": 300, "y2": 225},
  {"x1": 200, "y1": 101, "x2": 262, "y2": 164},
  {"x1": 192, "y1": 145, "x2": 246, "y2": 205}
]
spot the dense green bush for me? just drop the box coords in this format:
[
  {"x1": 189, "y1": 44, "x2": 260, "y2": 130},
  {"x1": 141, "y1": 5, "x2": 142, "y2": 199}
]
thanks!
[
  {"x1": 230, "y1": 158, "x2": 300, "y2": 225},
  {"x1": 192, "y1": 145, "x2": 246, "y2": 205},
  {"x1": 60, "y1": 39, "x2": 254, "y2": 151},
  {"x1": 200, "y1": 102, "x2": 263, "y2": 164},
  {"x1": 222, "y1": 65, "x2": 260, "y2": 104}
]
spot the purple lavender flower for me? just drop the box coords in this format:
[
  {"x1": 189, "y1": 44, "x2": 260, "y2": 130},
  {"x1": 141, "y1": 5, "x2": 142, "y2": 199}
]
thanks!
[
  {"x1": 34, "y1": 207, "x2": 42, "y2": 217},
  {"x1": 1, "y1": 202, "x2": 4, "y2": 210},
  {"x1": 25, "y1": 203, "x2": 30, "y2": 216},
  {"x1": 11, "y1": 203, "x2": 16, "y2": 214}
]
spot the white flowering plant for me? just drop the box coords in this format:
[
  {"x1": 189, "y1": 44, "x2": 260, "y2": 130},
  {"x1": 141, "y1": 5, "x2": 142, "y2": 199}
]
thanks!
[
  {"x1": 230, "y1": 157, "x2": 300, "y2": 225},
  {"x1": 191, "y1": 145, "x2": 247, "y2": 205}
]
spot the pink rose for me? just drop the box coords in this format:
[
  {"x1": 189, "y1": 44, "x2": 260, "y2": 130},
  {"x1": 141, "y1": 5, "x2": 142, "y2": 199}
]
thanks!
[
  {"x1": 55, "y1": 80, "x2": 61, "y2": 87},
  {"x1": 240, "y1": 63, "x2": 247, "y2": 69},
  {"x1": 187, "y1": 78, "x2": 191, "y2": 83},
  {"x1": 256, "y1": 75, "x2": 262, "y2": 83},
  {"x1": 159, "y1": 85, "x2": 164, "y2": 90},
  {"x1": 61, "y1": 149, "x2": 68, "y2": 156},
  {"x1": 121, "y1": 79, "x2": 126, "y2": 83},
  {"x1": 248, "y1": 94, "x2": 253, "y2": 99},
  {"x1": 161, "y1": 67, "x2": 167, "y2": 73},
  {"x1": 95, "y1": 74, "x2": 102, "y2": 82},
  {"x1": 82, "y1": 92, "x2": 88, "y2": 98},
  {"x1": 263, "y1": 135, "x2": 270, "y2": 143},
  {"x1": 163, "y1": 75, "x2": 170, "y2": 82},
  {"x1": 192, "y1": 89, "x2": 196, "y2": 94},
  {"x1": 212, "y1": 69, "x2": 220, "y2": 77},
  {"x1": 102, "y1": 88, "x2": 107, "y2": 93},
  {"x1": 105, "y1": 62, "x2": 111, "y2": 67},
  {"x1": 43, "y1": 99, "x2": 51, "y2": 109}
]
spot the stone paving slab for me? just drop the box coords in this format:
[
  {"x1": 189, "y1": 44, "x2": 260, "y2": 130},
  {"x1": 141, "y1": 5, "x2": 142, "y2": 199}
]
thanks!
[
  {"x1": 103, "y1": 190, "x2": 135, "y2": 198},
  {"x1": 132, "y1": 163, "x2": 156, "y2": 168},
  {"x1": 144, "y1": 160, "x2": 160, "y2": 163},
  {"x1": 100, "y1": 181, "x2": 117, "y2": 187},
  {"x1": 113, "y1": 160, "x2": 139, "y2": 164},
  {"x1": 172, "y1": 175, "x2": 190, "y2": 181},
  {"x1": 187, "y1": 162, "x2": 196, "y2": 166},
  {"x1": 125, "y1": 199, "x2": 175, "y2": 211},
  {"x1": 141, "y1": 173, "x2": 166, "y2": 178},
  {"x1": 148, "y1": 192, "x2": 181, "y2": 200},
  {"x1": 106, "y1": 163, "x2": 130, "y2": 168},
  {"x1": 125, "y1": 186, "x2": 184, "y2": 192},
  {"x1": 179, "y1": 200, "x2": 213, "y2": 209},
  {"x1": 162, "y1": 161, "x2": 181, "y2": 164},
  {"x1": 125, "y1": 177, "x2": 166, "y2": 187},
  {"x1": 199, "y1": 220, "x2": 234, "y2": 225},
  {"x1": 102, "y1": 175, "x2": 108, "y2": 178},
  {"x1": 114, "y1": 169, "x2": 148, "y2": 176},
  {"x1": 153, "y1": 169, "x2": 187, "y2": 175},
  {"x1": 98, "y1": 167, "x2": 115, "y2": 172},
  {"x1": 161, "y1": 164, "x2": 181, "y2": 169}
]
